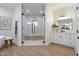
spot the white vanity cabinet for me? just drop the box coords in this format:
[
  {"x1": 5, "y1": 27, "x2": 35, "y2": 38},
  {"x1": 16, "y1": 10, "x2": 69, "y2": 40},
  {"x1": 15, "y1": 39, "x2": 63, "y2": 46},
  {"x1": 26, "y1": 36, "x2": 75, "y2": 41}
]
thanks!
[
  {"x1": 56, "y1": 33, "x2": 65, "y2": 45},
  {"x1": 51, "y1": 32, "x2": 74, "y2": 47},
  {"x1": 65, "y1": 33, "x2": 74, "y2": 47}
]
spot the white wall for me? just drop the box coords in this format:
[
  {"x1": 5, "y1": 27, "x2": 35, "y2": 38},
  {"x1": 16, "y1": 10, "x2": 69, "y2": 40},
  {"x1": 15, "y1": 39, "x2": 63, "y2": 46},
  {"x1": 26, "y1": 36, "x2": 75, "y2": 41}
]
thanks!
[
  {"x1": 0, "y1": 4, "x2": 22, "y2": 47},
  {"x1": 0, "y1": 6, "x2": 14, "y2": 37},
  {"x1": 45, "y1": 4, "x2": 54, "y2": 45},
  {"x1": 13, "y1": 4, "x2": 22, "y2": 47}
]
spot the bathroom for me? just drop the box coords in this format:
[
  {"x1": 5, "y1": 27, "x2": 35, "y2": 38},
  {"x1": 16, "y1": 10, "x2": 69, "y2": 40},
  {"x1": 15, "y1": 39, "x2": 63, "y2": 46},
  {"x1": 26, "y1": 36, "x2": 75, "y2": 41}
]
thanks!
[{"x1": 21, "y1": 3, "x2": 45, "y2": 45}]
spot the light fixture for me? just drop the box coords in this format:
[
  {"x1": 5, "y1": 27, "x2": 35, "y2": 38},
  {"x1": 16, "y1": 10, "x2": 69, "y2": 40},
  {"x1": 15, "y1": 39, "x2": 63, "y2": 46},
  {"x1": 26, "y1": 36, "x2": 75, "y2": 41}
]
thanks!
[
  {"x1": 26, "y1": 10, "x2": 30, "y2": 12},
  {"x1": 25, "y1": 10, "x2": 32, "y2": 14},
  {"x1": 40, "y1": 11, "x2": 43, "y2": 13},
  {"x1": 27, "y1": 22, "x2": 31, "y2": 24},
  {"x1": 58, "y1": 16, "x2": 70, "y2": 20}
]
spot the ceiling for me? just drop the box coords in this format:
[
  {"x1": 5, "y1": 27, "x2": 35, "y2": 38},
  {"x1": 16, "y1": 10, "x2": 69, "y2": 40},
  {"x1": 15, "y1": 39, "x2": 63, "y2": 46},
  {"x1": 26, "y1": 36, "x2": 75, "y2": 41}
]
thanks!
[
  {"x1": 0, "y1": 3, "x2": 18, "y2": 11},
  {"x1": 22, "y1": 3, "x2": 75, "y2": 15},
  {"x1": 22, "y1": 3, "x2": 45, "y2": 15},
  {"x1": 0, "y1": 3, "x2": 75, "y2": 15},
  {"x1": 50, "y1": 3, "x2": 75, "y2": 11}
]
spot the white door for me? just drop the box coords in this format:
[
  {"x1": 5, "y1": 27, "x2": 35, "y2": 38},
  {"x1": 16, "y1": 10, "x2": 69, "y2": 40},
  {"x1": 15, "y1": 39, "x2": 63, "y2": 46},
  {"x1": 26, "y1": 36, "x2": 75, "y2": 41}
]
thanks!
[{"x1": 75, "y1": 4, "x2": 79, "y2": 56}]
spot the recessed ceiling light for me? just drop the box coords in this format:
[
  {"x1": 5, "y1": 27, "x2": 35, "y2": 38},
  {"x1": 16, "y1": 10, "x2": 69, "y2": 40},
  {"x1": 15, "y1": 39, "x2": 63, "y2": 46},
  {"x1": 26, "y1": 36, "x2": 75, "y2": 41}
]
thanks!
[
  {"x1": 25, "y1": 10, "x2": 32, "y2": 14},
  {"x1": 26, "y1": 10, "x2": 30, "y2": 12},
  {"x1": 40, "y1": 11, "x2": 43, "y2": 13},
  {"x1": 27, "y1": 22, "x2": 31, "y2": 24}
]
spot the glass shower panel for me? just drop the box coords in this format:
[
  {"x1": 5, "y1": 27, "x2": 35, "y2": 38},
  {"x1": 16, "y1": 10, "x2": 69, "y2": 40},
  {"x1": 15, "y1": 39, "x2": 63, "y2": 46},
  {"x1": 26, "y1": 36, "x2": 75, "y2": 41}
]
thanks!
[
  {"x1": 23, "y1": 16, "x2": 32, "y2": 36},
  {"x1": 32, "y1": 20, "x2": 38, "y2": 35},
  {"x1": 23, "y1": 16, "x2": 44, "y2": 40}
]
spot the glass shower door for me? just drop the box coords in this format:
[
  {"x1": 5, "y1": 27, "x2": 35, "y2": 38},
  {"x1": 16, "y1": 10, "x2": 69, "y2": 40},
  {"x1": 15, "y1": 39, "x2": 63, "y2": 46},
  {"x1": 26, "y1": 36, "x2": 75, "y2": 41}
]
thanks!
[{"x1": 23, "y1": 16, "x2": 45, "y2": 40}]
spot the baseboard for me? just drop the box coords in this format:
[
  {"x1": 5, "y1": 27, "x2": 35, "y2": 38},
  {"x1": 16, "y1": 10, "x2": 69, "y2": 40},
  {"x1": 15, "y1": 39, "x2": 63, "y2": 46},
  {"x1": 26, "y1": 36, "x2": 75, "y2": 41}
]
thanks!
[{"x1": 51, "y1": 42, "x2": 74, "y2": 49}]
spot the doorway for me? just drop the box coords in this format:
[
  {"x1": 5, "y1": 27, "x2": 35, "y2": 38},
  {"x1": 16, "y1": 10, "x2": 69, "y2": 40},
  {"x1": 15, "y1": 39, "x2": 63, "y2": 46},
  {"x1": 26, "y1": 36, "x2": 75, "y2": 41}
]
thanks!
[{"x1": 22, "y1": 3, "x2": 45, "y2": 45}]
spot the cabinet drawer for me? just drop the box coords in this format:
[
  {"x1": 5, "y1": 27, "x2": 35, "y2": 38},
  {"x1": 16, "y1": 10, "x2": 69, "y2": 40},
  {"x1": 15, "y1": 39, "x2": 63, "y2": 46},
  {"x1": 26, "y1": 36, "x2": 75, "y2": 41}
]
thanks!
[
  {"x1": 66, "y1": 42, "x2": 73, "y2": 46},
  {"x1": 57, "y1": 35, "x2": 65, "y2": 44}
]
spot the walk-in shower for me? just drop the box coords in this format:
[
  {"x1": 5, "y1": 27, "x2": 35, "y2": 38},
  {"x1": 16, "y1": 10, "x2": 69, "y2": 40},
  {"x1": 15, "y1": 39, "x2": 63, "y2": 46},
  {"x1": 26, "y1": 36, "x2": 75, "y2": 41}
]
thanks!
[{"x1": 22, "y1": 3, "x2": 45, "y2": 45}]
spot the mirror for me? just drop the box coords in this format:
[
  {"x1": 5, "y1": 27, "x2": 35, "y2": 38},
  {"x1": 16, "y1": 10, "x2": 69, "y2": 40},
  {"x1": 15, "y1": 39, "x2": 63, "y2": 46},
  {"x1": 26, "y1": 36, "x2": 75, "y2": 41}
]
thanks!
[{"x1": 56, "y1": 18, "x2": 73, "y2": 32}]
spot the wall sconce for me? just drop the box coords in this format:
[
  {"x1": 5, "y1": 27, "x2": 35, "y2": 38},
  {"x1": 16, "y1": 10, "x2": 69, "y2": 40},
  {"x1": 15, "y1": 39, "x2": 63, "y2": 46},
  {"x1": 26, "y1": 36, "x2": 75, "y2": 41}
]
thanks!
[{"x1": 58, "y1": 16, "x2": 70, "y2": 20}]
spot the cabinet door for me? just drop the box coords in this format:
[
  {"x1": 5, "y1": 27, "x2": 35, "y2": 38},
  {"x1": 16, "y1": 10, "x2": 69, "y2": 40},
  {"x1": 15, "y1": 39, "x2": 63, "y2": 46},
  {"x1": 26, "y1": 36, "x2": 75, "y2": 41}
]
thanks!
[
  {"x1": 66, "y1": 34, "x2": 74, "y2": 47},
  {"x1": 56, "y1": 33, "x2": 65, "y2": 44},
  {"x1": 58, "y1": 33, "x2": 71, "y2": 46},
  {"x1": 65, "y1": 38, "x2": 73, "y2": 47},
  {"x1": 51, "y1": 32, "x2": 57, "y2": 43},
  {"x1": 57, "y1": 33, "x2": 74, "y2": 47}
]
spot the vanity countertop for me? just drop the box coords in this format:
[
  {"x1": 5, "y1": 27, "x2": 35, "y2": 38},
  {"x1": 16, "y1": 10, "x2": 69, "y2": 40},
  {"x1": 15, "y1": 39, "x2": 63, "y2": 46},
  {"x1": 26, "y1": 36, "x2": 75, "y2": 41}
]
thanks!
[{"x1": 52, "y1": 31, "x2": 75, "y2": 34}]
